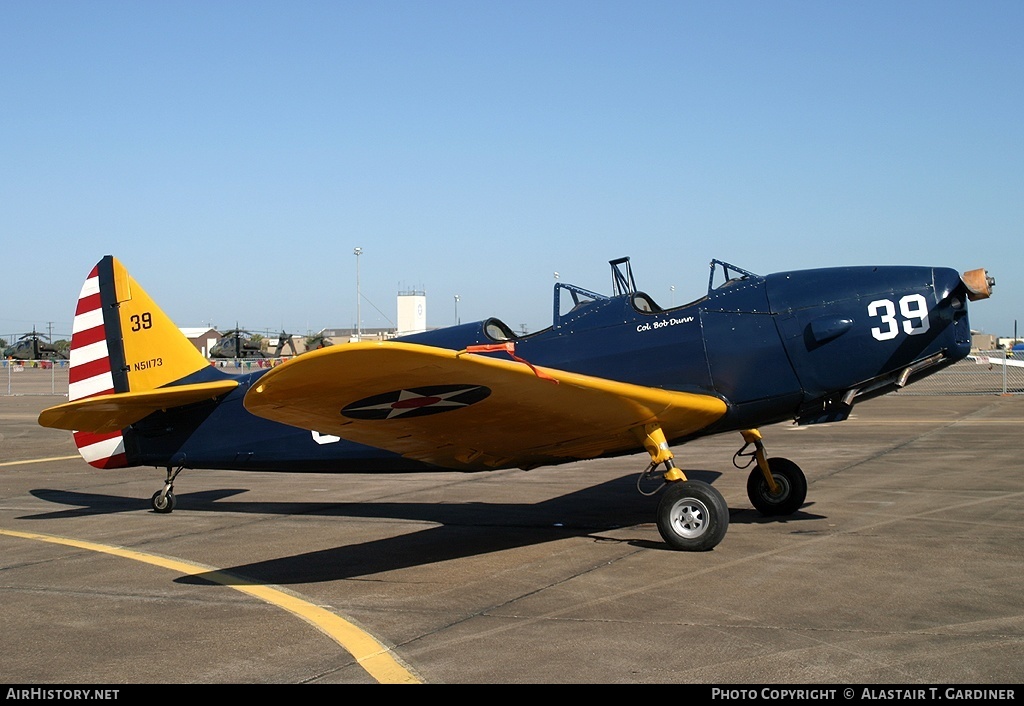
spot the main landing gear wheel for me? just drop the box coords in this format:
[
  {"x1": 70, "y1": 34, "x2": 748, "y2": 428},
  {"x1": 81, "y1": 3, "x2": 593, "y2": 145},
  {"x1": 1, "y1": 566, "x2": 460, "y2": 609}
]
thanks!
[
  {"x1": 656, "y1": 480, "x2": 729, "y2": 551},
  {"x1": 151, "y1": 489, "x2": 176, "y2": 513},
  {"x1": 746, "y1": 457, "x2": 807, "y2": 516}
]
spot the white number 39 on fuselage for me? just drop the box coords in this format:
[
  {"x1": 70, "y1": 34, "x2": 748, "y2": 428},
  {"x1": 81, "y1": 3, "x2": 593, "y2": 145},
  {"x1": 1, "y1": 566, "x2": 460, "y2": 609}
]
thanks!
[{"x1": 868, "y1": 294, "x2": 930, "y2": 341}]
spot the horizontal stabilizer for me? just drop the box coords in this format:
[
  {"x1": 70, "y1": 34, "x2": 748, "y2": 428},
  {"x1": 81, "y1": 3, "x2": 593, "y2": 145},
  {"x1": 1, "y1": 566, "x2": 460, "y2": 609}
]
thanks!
[{"x1": 39, "y1": 380, "x2": 239, "y2": 433}]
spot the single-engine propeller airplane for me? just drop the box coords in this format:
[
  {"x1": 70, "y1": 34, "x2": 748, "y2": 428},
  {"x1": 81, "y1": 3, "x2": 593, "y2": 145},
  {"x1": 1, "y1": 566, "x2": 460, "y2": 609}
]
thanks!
[{"x1": 38, "y1": 255, "x2": 994, "y2": 551}]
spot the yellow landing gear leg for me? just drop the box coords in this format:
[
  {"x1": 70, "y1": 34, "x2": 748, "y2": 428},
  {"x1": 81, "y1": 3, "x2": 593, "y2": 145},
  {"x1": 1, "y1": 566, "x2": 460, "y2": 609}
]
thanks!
[
  {"x1": 738, "y1": 429, "x2": 807, "y2": 517},
  {"x1": 740, "y1": 429, "x2": 778, "y2": 494},
  {"x1": 633, "y1": 423, "x2": 729, "y2": 552},
  {"x1": 633, "y1": 423, "x2": 684, "y2": 481}
]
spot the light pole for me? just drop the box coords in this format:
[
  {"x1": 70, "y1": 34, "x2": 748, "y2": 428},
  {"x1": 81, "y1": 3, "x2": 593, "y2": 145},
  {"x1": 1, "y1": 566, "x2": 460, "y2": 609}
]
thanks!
[
  {"x1": 353, "y1": 247, "x2": 362, "y2": 340},
  {"x1": 670, "y1": 285, "x2": 675, "y2": 307},
  {"x1": 454, "y1": 294, "x2": 460, "y2": 325}
]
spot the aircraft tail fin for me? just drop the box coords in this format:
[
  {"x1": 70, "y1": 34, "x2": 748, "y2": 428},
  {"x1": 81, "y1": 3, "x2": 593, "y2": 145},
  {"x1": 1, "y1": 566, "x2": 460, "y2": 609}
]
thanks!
[{"x1": 53, "y1": 256, "x2": 214, "y2": 468}]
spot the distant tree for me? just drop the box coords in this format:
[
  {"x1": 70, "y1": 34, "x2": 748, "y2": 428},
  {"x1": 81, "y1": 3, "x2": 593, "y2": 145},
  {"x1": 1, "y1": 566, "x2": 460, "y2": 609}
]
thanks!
[
  {"x1": 0, "y1": 338, "x2": 7, "y2": 348},
  {"x1": 55, "y1": 339, "x2": 71, "y2": 354}
]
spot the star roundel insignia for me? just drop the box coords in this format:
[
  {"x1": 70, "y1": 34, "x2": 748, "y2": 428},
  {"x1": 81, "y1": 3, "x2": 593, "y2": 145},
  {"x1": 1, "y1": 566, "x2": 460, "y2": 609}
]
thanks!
[{"x1": 341, "y1": 384, "x2": 491, "y2": 420}]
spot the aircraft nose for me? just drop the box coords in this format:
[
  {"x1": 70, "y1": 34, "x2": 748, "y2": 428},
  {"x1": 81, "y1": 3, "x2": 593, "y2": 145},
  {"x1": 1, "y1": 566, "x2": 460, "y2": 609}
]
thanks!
[{"x1": 962, "y1": 268, "x2": 995, "y2": 301}]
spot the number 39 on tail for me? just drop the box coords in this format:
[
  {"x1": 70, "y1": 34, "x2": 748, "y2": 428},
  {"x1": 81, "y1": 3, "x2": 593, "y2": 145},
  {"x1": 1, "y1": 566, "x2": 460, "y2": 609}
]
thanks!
[{"x1": 39, "y1": 254, "x2": 994, "y2": 552}]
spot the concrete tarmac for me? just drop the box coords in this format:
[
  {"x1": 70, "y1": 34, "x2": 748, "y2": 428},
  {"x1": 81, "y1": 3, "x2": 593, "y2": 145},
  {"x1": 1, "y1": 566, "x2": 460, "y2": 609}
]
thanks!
[{"x1": 1, "y1": 390, "x2": 1022, "y2": 684}]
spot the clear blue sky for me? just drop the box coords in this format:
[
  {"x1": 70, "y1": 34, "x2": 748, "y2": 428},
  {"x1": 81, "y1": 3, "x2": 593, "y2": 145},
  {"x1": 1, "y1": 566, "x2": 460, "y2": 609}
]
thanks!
[{"x1": 2, "y1": 1, "x2": 1021, "y2": 342}]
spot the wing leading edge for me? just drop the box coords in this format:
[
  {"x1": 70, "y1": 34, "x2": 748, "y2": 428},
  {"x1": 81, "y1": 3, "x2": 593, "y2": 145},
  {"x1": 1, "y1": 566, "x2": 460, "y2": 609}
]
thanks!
[{"x1": 243, "y1": 341, "x2": 727, "y2": 470}]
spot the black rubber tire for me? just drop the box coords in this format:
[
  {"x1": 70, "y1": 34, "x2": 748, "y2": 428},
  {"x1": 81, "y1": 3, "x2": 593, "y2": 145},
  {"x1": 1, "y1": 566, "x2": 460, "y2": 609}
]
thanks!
[
  {"x1": 151, "y1": 489, "x2": 176, "y2": 513},
  {"x1": 656, "y1": 480, "x2": 729, "y2": 551},
  {"x1": 746, "y1": 457, "x2": 807, "y2": 516}
]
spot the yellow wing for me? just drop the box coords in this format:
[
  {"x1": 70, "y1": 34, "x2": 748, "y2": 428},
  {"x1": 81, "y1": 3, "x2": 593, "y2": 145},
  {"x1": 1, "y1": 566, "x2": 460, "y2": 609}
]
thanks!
[{"x1": 243, "y1": 341, "x2": 726, "y2": 470}]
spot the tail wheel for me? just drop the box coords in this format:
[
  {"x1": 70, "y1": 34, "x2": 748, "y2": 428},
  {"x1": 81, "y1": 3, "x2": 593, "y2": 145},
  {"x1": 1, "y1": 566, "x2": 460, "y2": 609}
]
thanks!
[
  {"x1": 656, "y1": 480, "x2": 729, "y2": 551},
  {"x1": 151, "y1": 490, "x2": 176, "y2": 513},
  {"x1": 746, "y1": 457, "x2": 807, "y2": 516}
]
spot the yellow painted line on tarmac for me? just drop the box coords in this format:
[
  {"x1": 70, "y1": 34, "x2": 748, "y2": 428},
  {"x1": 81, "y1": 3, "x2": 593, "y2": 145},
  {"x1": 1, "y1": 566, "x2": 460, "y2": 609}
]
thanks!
[
  {"x1": 0, "y1": 528, "x2": 421, "y2": 684},
  {"x1": 0, "y1": 455, "x2": 80, "y2": 467}
]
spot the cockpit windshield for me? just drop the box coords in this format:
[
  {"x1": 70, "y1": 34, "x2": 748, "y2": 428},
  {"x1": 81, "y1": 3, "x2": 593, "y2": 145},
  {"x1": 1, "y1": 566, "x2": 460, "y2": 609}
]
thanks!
[
  {"x1": 547, "y1": 256, "x2": 764, "y2": 329},
  {"x1": 707, "y1": 259, "x2": 762, "y2": 294}
]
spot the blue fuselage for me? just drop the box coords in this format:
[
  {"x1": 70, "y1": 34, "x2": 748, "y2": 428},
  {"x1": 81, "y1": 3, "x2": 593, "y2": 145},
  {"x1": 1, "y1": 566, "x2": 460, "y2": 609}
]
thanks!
[{"x1": 125, "y1": 264, "x2": 973, "y2": 472}]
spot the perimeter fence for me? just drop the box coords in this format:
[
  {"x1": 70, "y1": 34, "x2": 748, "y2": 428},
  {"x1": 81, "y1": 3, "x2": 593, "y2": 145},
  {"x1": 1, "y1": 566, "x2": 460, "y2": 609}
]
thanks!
[
  {"x1": 900, "y1": 350, "x2": 1023, "y2": 396},
  {"x1": 2, "y1": 351, "x2": 1021, "y2": 397},
  {"x1": 1, "y1": 357, "x2": 286, "y2": 397},
  {"x1": 2, "y1": 359, "x2": 70, "y2": 396}
]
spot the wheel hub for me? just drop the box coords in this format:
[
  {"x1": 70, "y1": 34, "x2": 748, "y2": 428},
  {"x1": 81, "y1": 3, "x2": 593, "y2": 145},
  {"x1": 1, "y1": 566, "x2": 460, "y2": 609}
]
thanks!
[
  {"x1": 762, "y1": 474, "x2": 790, "y2": 500},
  {"x1": 671, "y1": 499, "x2": 708, "y2": 538}
]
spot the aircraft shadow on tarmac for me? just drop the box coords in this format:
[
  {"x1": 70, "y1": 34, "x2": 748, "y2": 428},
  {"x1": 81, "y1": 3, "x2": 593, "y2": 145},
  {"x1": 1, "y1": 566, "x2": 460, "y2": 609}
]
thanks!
[{"x1": 24, "y1": 471, "x2": 823, "y2": 583}]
